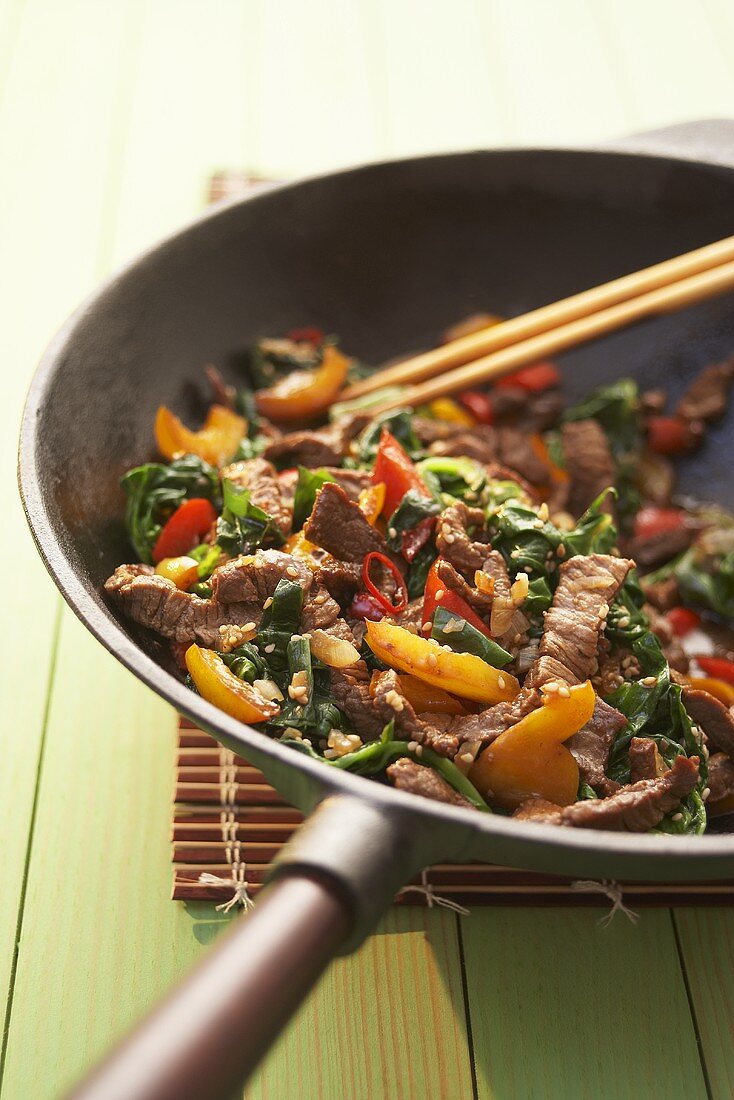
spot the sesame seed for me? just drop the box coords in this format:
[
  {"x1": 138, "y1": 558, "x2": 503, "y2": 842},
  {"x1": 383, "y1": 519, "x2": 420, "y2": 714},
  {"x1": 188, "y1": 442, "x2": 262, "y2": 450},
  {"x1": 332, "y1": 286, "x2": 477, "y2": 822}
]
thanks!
[
  {"x1": 286, "y1": 566, "x2": 299, "y2": 578},
  {"x1": 244, "y1": 621, "x2": 256, "y2": 632},
  {"x1": 459, "y1": 752, "x2": 474, "y2": 763},
  {"x1": 538, "y1": 502, "x2": 549, "y2": 522},
  {"x1": 556, "y1": 544, "x2": 566, "y2": 558},
  {"x1": 435, "y1": 588, "x2": 446, "y2": 600},
  {"x1": 263, "y1": 597, "x2": 273, "y2": 609},
  {"x1": 557, "y1": 684, "x2": 571, "y2": 698},
  {"x1": 421, "y1": 621, "x2": 432, "y2": 633},
  {"x1": 497, "y1": 675, "x2": 506, "y2": 690},
  {"x1": 415, "y1": 744, "x2": 423, "y2": 756},
  {"x1": 426, "y1": 653, "x2": 439, "y2": 669},
  {"x1": 313, "y1": 593, "x2": 327, "y2": 605},
  {"x1": 672, "y1": 812, "x2": 683, "y2": 822},
  {"x1": 702, "y1": 787, "x2": 711, "y2": 801},
  {"x1": 407, "y1": 740, "x2": 418, "y2": 752},
  {"x1": 641, "y1": 676, "x2": 657, "y2": 687},
  {"x1": 542, "y1": 681, "x2": 559, "y2": 694},
  {"x1": 388, "y1": 527, "x2": 397, "y2": 539},
  {"x1": 617, "y1": 616, "x2": 630, "y2": 628},
  {"x1": 264, "y1": 643, "x2": 275, "y2": 654},
  {"x1": 598, "y1": 603, "x2": 609, "y2": 619},
  {"x1": 443, "y1": 532, "x2": 456, "y2": 544}
]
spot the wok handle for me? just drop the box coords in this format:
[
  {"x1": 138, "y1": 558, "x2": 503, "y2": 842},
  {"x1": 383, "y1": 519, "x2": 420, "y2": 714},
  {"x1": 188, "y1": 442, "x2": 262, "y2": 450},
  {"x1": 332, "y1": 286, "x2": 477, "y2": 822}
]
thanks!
[
  {"x1": 66, "y1": 794, "x2": 423, "y2": 1100},
  {"x1": 604, "y1": 118, "x2": 734, "y2": 170},
  {"x1": 67, "y1": 872, "x2": 351, "y2": 1100}
]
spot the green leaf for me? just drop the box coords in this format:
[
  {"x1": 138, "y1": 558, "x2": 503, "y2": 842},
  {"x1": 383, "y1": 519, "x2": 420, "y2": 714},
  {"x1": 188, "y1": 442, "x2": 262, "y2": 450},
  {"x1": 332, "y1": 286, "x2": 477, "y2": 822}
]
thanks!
[
  {"x1": 292, "y1": 466, "x2": 338, "y2": 530},
  {"x1": 216, "y1": 477, "x2": 285, "y2": 556},
  {"x1": 431, "y1": 606, "x2": 512, "y2": 667},
  {"x1": 416, "y1": 455, "x2": 487, "y2": 502},
  {"x1": 356, "y1": 407, "x2": 423, "y2": 463},
  {"x1": 121, "y1": 454, "x2": 220, "y2": 563},
  {"x1": 385, "y1": 490, "x2": 441, "y2": 552},
  {"x1": 189, "y1": 543, "x2": 222, "y2": 580}
]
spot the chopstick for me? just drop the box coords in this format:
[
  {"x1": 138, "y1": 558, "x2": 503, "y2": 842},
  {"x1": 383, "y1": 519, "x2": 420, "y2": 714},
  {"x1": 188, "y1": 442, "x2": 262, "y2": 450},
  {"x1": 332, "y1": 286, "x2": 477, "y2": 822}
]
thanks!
[
  {"x1": 340, "y1": 234, "x2": 734, "y2": 404},
  {"x1": 367, "y1": 254, "x2": 734, "y2": 415}
]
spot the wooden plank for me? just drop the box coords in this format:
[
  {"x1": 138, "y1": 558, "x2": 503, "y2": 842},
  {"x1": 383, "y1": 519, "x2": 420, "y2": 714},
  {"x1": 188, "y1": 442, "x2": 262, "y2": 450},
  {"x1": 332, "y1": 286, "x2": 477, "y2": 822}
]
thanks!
[
  {"x1": 247, "y1": 908, "x2": 472, "y2": 1099},
  {"x1": 462, "y1": 909, "x2": 707, "y2": 1098},
  {"x1": 0, "y1": 0, "x2": 145, "y2": 1061},
  {"x1": 673, "y1": 909, "x2": 734, "y2": 1099}
]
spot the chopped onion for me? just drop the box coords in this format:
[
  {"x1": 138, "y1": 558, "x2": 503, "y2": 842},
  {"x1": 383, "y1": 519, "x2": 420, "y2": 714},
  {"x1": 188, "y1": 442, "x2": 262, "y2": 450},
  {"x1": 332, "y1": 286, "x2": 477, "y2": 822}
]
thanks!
[{"x1": 309, "y1": 629, "x2": 360, "y2": 668}]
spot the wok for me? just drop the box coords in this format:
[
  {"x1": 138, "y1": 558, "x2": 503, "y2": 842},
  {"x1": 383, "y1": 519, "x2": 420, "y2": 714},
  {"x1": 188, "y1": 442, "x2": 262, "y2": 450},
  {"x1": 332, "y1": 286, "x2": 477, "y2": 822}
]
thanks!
[{"x1": 19, "y1": 119, "x2": 734, "y2": 1100}]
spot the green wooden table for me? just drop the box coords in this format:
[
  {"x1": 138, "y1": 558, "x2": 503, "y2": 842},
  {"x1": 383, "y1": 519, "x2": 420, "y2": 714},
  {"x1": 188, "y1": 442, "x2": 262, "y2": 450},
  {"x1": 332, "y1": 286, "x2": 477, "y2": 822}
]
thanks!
[{"x1": 4, "y1": 2, "x2": 734, "y2": 1096}]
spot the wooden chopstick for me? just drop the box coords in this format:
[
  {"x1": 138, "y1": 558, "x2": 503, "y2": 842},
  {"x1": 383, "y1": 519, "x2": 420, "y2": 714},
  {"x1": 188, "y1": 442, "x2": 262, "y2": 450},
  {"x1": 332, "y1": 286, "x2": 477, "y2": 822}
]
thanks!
[
  {"x1": 341, "y1": 234, "x2": 734, "y2": 403},
  {"x1": 368, "y1": 256, "x2": 734, "y2": 414}
]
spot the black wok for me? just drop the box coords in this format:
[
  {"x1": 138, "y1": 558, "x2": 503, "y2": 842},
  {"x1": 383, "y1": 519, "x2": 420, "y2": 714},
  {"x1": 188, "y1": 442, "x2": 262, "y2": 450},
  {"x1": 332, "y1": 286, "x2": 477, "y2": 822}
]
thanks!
[{"x1": 19, "y1": 120, "x2": 734, "y2": 1100}]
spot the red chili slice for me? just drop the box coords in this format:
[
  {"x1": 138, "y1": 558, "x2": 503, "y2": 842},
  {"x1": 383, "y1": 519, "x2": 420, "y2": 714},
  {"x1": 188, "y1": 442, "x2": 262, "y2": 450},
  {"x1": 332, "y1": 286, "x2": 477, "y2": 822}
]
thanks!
[
  {"x1": 458, "y1": 390, "x2": 494, "y2": 424},
  {"x1": 362, "y1": 552, "x2": 408, "y2": 615},
  {"x1": 494, "y1": 361, "x2": 560, "y2": 392}
]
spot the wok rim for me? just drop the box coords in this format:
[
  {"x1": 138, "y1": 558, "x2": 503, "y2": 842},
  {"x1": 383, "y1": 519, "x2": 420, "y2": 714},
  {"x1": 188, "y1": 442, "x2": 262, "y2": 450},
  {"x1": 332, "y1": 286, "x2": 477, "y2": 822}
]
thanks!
[{"x1": 18, "y1": 142, "x2": 734, "y2": 872}]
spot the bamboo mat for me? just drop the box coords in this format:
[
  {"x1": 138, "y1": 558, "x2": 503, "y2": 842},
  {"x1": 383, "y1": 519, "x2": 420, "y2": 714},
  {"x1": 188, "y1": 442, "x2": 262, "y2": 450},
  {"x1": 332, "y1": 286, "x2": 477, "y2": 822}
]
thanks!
[
  {"x1": 171, "y1": 171, "x2": 734, "y2": 912},
  {"x1": 171, "y1": 719, "x2": 734, "y2": 909}
]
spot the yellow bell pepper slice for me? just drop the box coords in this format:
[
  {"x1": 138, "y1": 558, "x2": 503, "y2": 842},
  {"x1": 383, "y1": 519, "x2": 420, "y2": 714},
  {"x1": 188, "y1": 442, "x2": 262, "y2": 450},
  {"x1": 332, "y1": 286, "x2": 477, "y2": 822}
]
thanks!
[
  {"x1": 364, "y1": 619, "x2": 519, "y2": 704},
  {"x1": 154, "y1": 555, "x2": 200, "y2": 590},
  {"x1": 255, "y1": 345, "x2": 350, "y2": 423},
  {"x1": 357, "y1": 482, "x2": 386, "y2": 525},
  {"x1": 185, "y1": 645, "x2": 280, "y2": 724},
  {"x1": 155, "y1": 404, "x2": 246, "y2": 467},
  {"x1": 428, "y1": 397, "x2": 476, "y2": 427},
  {"x1": 469, "y1": 680, "x2": 595, "y2": 810}
]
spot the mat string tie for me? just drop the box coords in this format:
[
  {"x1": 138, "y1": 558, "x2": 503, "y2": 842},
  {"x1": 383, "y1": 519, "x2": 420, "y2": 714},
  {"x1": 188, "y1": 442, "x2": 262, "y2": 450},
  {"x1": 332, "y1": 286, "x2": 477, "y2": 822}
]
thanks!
[
  {"x1": 399, "y1": 869, "x2": 471, "y2": 916},
  {"x1": 570, "y1": 879, "x2": 639, "y2": 926},
  {"x1": 198, "y1": 867, "x2": 255, "y2": 914}
]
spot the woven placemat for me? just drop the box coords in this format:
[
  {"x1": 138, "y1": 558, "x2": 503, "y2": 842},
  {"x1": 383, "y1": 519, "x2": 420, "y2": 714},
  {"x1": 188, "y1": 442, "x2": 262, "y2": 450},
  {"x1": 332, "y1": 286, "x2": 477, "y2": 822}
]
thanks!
[
  {"x1": 170, "y1": 171, "x2": 734, "y2": 912},
  {"x1": 171, "y1": 719, "x2": 734, "y2": 910}
]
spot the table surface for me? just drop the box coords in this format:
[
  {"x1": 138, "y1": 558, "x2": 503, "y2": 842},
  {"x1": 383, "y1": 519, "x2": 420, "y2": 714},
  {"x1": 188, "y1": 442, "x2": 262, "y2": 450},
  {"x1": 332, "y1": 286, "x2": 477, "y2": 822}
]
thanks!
[{"x1": 4, "y1": 2, "x2": 734, "y2": 1096}]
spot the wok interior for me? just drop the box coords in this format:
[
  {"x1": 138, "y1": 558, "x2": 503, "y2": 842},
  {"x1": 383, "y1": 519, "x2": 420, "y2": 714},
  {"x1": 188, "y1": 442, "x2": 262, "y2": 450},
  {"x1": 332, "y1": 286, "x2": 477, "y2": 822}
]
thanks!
[{"x1": 33, "y1": 148, "x2": 734, "y2": 834}]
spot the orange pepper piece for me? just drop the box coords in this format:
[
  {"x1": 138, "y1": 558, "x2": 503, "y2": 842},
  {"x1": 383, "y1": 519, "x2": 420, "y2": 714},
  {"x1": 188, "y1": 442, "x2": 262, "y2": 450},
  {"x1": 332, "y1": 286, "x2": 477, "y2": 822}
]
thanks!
[
  {"x1": 255, "y1": 345, "x2": 350, "y2": 423},
  {"x1": 469, "y1": 681, "x2": 595, "y2": 810},
  {"x1": 185, "y1": 645, "x2": 280, "y2": 724},
  {"x1": 684, "y1": 676, "x2": 734, "y2": 707},
  {"x1": 155, "y1": 404, "x2": 246, "y2": 467},
  {"x1": 357, "y1": 482, "x2": 386, "y2": 525},
  {"x1": 154, "y1": 555, "x2": 200, "y2": 590}
]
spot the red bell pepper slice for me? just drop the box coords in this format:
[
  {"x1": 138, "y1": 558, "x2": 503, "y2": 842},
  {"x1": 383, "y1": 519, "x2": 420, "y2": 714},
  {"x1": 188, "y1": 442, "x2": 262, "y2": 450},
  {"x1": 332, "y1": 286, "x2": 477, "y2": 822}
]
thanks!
[
  {"x1": 152, "y1": 498, "x2": 218, "y2": 563},
  {"x1": 494, "y1": 362, "x2": 560, "y2": 392},
  {"x1": 633, "y1": 505, "x2": 687, "y2": 541},
  {"x1": 348, "y1": 592, "x2": 387, "y2": 622},
  {"x1": 287, "y1": 326, "x2": 324, "y2": 345},
  {"x1": 372, "y1": 428, "x2": 430, "y2": 518},
  {"x1": 422, "y1": 558, "x2": 492, "y2": 637},
  {"x1": 695, "y1": 656, "x2": 734, "y2": 685},
  {"x1": 666, "y1": 607, "x2": 701, "y2": 637},
  {"x1": 646, "y1": 416, "x2": 698, "y2": 456},
  {"x1": 401, "y1": 517, "x2": 435, "y2": 563},
  {"x1": 458, "y1": 390, "x2": 494, "y2": 424}
]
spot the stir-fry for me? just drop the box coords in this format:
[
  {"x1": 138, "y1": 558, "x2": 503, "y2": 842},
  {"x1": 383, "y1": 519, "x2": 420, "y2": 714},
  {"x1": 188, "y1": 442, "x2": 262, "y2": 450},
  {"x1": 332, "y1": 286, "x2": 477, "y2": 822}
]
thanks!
[{"x1": 105, "y1": 319, "x2": 734, "y2": 833}]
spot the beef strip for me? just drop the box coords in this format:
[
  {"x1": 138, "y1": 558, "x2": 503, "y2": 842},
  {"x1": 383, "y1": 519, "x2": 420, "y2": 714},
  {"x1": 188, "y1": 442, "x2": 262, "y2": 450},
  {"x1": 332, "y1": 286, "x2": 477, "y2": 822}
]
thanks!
[
  {"x1": 628, "y1": 737, "x2": 667, "y2": 783},
  {"x1": 387, "y1": 757, "x2": 472, "y2": 808},
  {"x1": 395, "y1": 598, "x2": 426, "y2": 631},
  {"x1": 329, "y1": 661, "x2": 383, "y2": 739},
  {"x1": 626, "y1": 527, "x2": 695, "y2": 570},
  {"x1": 204, "y1": 364, "x2": 236, "y2": 409},
  {"x1": 567, "y1": 698, "x2": 627, "y2": 796},
  {"x1": 105, "y1": 565, "x2": 255, "y2": 649},
  {"x1": 262, "y1": 421, "x2": 348, "y2": 467},
  {"x1": 301, "y1": 587, "x2": 342, "y2": 632},
  {"x1": 434, "y1": 558, "x2": 493, "y2": 618},
  {"x1": 538, "y1": 553, "x2": 631, "y2": 684},
  {"x1": 305, "y1": 482, "x2": 387, "y2": 563},
  {"x1": 372, "y1": 669, "x2": 459, "y2": 757},
  {"x1": 707, "y1": 753, "x2": 734, "y2": 807},
  {"x1": 497, "y1": 427, "x2": 550, "y2": 485},
  {"x1": 322, "y1": 467, "x2": 372, "y2": 500},
  {"x1": 436, "y1": 503, "x2": 491, "y2": 578},
  {"x1": 448, "y1": 687, "x2": 542, "y2": 748},
  {"x1": 211, "y1": 549, "x2": 312, "y2": 605},
  {"x1": 220, "y1": 457, "x2": 292, "y2": 536},
  {"x1": 429, "y1": 429, "x2": 497, "y2": 465},
  {"x1": 643, "y1": 582, "x2": 680, "y2": 618},
  {"x1": 315, "y1": 559, "x2": 362, "y2": 605},
  {"x1": 676, "y1": 358, "x2": 734, "y2": 423},
  {"x1": 517, "y1": 755, "x2": 699, "y2": 830},
  {"x1": 561, "y1": 419, "x2": 615, "y2": 516},
  {"x1": 682, "y1": 687, "x2": 734, "y2": 757}
]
